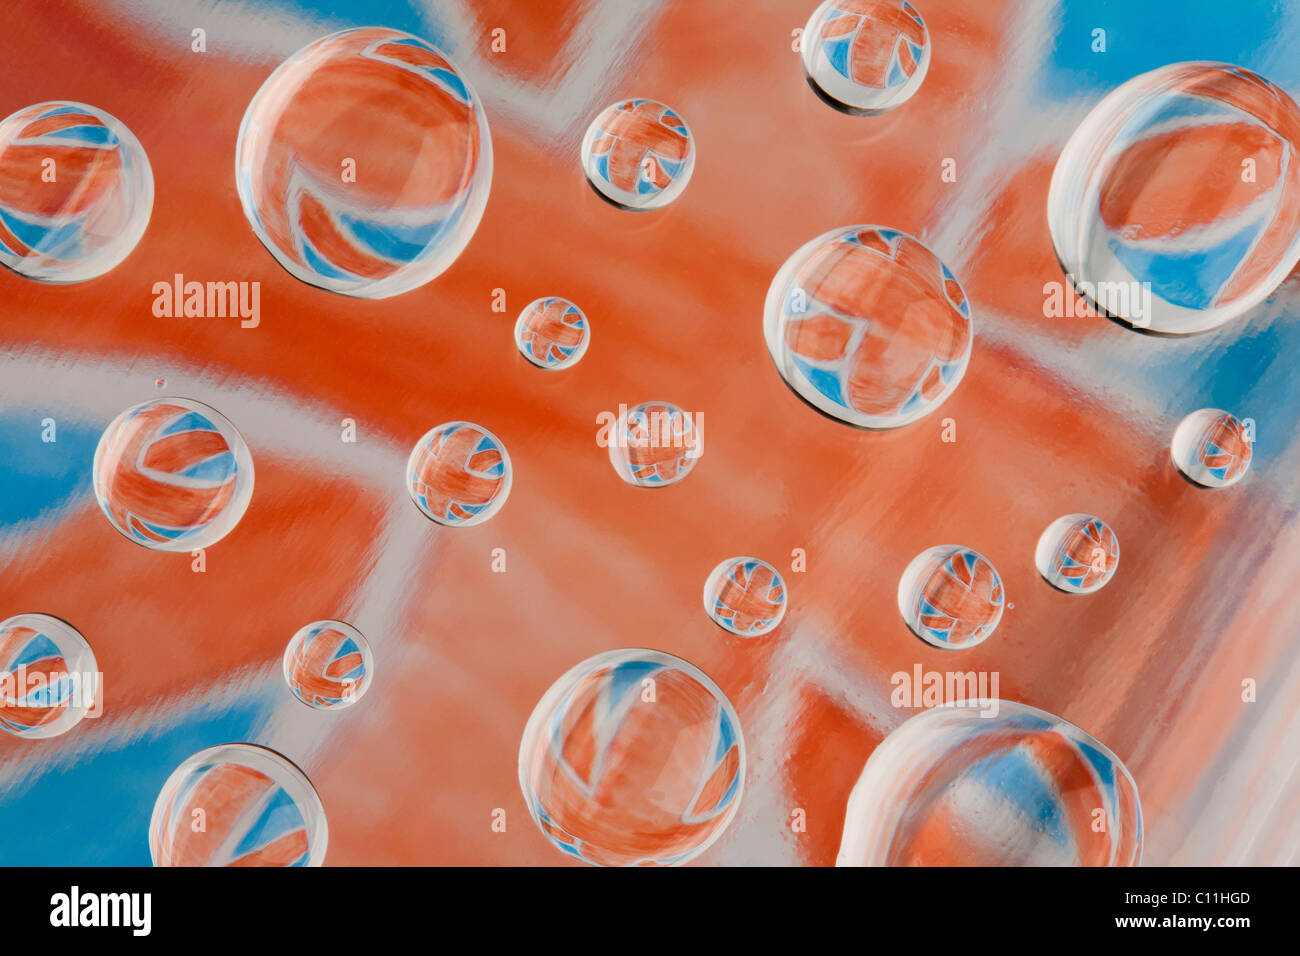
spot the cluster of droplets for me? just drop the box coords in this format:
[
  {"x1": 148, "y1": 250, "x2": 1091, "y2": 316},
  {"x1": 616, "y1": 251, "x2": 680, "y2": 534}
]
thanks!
[{"x1": 3, "y1": 1, "x2": 1282, "y2": 869}]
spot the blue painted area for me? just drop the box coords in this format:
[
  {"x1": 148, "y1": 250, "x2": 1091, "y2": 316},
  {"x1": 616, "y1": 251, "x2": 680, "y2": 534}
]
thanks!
[
  {"x1": 252, "y1": 0, "x2": 452, "y2": 50},
  {"x1": 0, "y1": 696, "x2": 275, "y2": 866},
  {"x1": 0, "y1": 413, "x2": 98, "y2": 529},
  {"x1": 1045, "y1": 0, "x2": 1294, "y2": 99}
]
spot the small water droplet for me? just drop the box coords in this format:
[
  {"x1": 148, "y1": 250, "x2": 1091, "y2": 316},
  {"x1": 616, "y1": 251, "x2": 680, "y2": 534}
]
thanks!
[
  {"x1": 897, "y1": 545, "x2": 1004, "y2": 649},
  {"x1": 581, "y1": 99, "x2": 694, "y2": 210}
]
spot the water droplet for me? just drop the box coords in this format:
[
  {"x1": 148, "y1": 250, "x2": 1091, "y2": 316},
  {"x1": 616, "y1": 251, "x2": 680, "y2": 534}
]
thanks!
[
  {"x1": 703, "y1": 557, "x2": 787, "y2": 637},
  {"x1": 235, "y1": 28, "x2": 491, "y2": 298},
  {"x1": 581, "y1": 98, "x2": 695, "y2": 210},
  {"x1": 0, "y1": 614, "x2": 98, "y2": 739},
  {"x1": 802, "y1": 0, "x2": 931, "y2": 115},
  {"x1": 1171, "y1": 408, "x2": 1253, "y2": 488},
  {"x1": 406, "y1": 421, "x2": 511, "y2": 526},
  {"x1": 766, "y1": 226, "x2": 972, "y2": 428},
  {"x1": 1035, "y1": 514, "x2": 1119, "y2": 594},
  {"x1": 607, "y1": 401, "x2": 702, "y2": 487},
  {"x1": 283, "y1": 621, "x2": 373, "y2": 710},
  {"x1": 515, "y1": 296, "x2": 590, "y2": 369},
  {"x1": 897, "y1": 545, "x2": 1004, "y2": 649},
  {"x1": 0, "y1": 101, "x2": 153, "y2": 283},
  {"x1": 838, "y1": 701, "x2": 1142, "y2": 866},
  {"x1": 92, "y1": 398, "x2": 254, "y2": 551},
  {"x1": 153, "y1": 377, "x2": 166, "y2": 389},
  {"x1": 518, "y1": 649, "x2": 744, "y2": 866},
  {"x1": 1049, "y1": 63, "x2": 1300, "y2": 334},
  {"x1": 149, "y1": 743, "x2": 328, "y2": 866}
]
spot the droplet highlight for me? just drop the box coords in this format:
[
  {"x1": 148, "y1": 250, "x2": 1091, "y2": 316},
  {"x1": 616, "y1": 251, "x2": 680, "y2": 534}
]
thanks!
[
  {"x1": 1048, "y1": 62, "x2": 1300, "y2": 334},
  {"x1": 283, "y1": 620, "x2": 373, "y2": 710},
  {"x1": 838, "y1": 701, "x2": 1143, "y2": 866},
  {"x1": 898, "y1": 545, "x2": 1004, "y2": 650},
  {"x1": 1035, "y1": 514, "x2": 1119, "y2": 594},
  {"x1": 235, "y1": 28, "x2": 492, "y2": 298},
  {"x1": 703, "y1": 557, "x2": 788, "y2": 637},
  {"x1": 581, "y1": 98, "x2": 694, "y2": 210},
  {"x1": 92, "y1": 398, "x2": 254, "y2": 552},
  {"x1": 515, "y1": 296, "x2": 590, "y2": 369},
  {"x1": 407, "y1": 421, "x2": 512, "y2": 526},
  {"x1": 149, "y1": 743, "x2": 328, "y2": 867},
  {"x1": 765, "y1": 226, "x2": 972, "y2": 429},
  {"x1": 802, "y1": 0, "x2": 931, "y2": 114},
  {"x1": 1171, "y1": 408, "x2": 1254, "y2": 488},
  {"x1": 0, "y1": 101, "x2": 153, "y2": 283},
  {"x1": 518, "y1": 648, "x2": 744, "y2": 866},
  {"x1": 0, "y1": 614, "x2": 98, "y2": 739}
]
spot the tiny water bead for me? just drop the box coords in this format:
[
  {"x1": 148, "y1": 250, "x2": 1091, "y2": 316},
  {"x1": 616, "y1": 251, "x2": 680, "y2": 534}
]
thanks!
[
  {"x1": 802, "y1": 0, "x2": 931, "y2": 115},
  {"x1": 581, "y1": 99, "x2": 694, "y2": 210},
  {"x1": 898, "y1": 545, "x2": 1004, "y2": 650},
  {"x1": 837, "y1": 701, "x2": 1143, "y2": 866},
  {"x1": 1048, "y1": 62, "x2": 1300, "y2": 335},
  {"x1": 1171, "y1": 408, "x2": 1254, "y2": 488},
  {"x1": 407, "y1": 421, "x2": 512, "y2": 526},
  {"x1": 1035, "y1": 514, "x2": 1119, "y2": 594},
  {"x1": 607, "y1": 401, "x2": 702, "y2": 487},
  {"x1": 0, "y1": 101, "x2": 153, "y2": 283},
  {"x1": 235, "y1": 28, "x2": 492, "y2": 298},
  {"x1": 518, "y1": 648, "x2": 744, "y2": 866},
  {"x1": 764, "y1": 226, "x2": 972, "y2": 429},
  {"x1": 0, "y1": 614, "x2": 98, "y2": 739},
  {"x1": 703, "y1": 557, "x2": 787, "y2": 637},
  {"x1": 92, "y1": 398, "x2": 254, "y2": 552},
  {"x1": 515, "y1": 297, "x2": 590, "y2": 369},
  {"x1": 149, "y1": 743, "x2": 328, "y2": 867},
  {"x1": 283, "y1": 621, "x2": 373, "y2": 710}
]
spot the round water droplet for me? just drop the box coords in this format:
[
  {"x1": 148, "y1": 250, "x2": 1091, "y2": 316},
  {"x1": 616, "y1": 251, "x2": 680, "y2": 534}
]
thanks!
[
  {"x1": 581, "y1": 98, "x2": 694, "y2": 210},
  {"x1": 1049, "y1": 62, "x2": 1300, "y2": 334},
  {"x1": 607, "y1": 401, "x2": 702, "y2": 487},
  {"x1": 235, "y1": 28, "x2": 492, "y2": 298},
  {"x1": 150, "y1": 743, "x2": 328, "y2": 867},
  {"x1": 283, "y1": 620, "x2": 373, "y2": 710},
  {"x1": 1035, "y1": 514, "x2": 1119, "y2": 594},
  {"x1": 838, "y1": 701, "x2": 1143, "y2": 866},
  {"x1": 0, "y1": 101, "x2": 153, "y2": 283},
  {"x1": 518, "y1": 648, "x2": 744, "y2": 866},
  {"x1": 407, "y1": 421, "x2": 511, "y2": 526},
  {"x1": 703, "y1": 557, "x2": 788, "y2": 637},
  {"x1": 93, "y1": 398, "x2": 254, "y2": 551},
  {"x1": 1171, "y1": 408, "x2": 1254, "y2": 488},
  {"x1": 0, "y1": 614, "x2": 98, "y2": 739},
  {"x1": 153, "y1": 377, "x2": 166, "y2": 389},
  {"x1": 765, "y1": 226, "x2": 972, "y2": 429},
  {"x1": 898, "y1": 545, "x2": 1004, "y2": 650},
  {"x1": 515, "y1": 296, "x2": 590, "y2": 369},
  {"x1": 802, "y1": 0, "x2": 931, "y2": 115}
]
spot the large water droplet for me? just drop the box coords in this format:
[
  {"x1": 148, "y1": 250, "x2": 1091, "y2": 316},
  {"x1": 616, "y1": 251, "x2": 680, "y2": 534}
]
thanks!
[
  {"x1": 581, "y1": 99, "x2": 695, "y2": 210},
  {"x1": 838, "y1": 701, "x2": 1143, "y2": 866},
  {"x1": 607, "y1": 401, "x2": 702, "y2": 487},
  {"x1": 802, "y1": 0, "x2": 931, "y2": 115},
  {"x1": 897, "y1": 545, "x2": 1004, "y2": 650},
  {"x1": 1171, "y1": 408, "x2": 1254, "y2": 488},
  {"x1": 283, "y1": 620, "x2": 373, "y2": 710},
  {"x1": 515, "y1": 296, "x2": 590, "y2": 369},
  {"x1": 1035, "y1": 514, "x2": 1119, "y2": 594},
  {"x1": 1049, "y1": 62, "x2": 1300, "y2": 334},
  {"x1": 0, "y1": 101, "x2": 153, "y2": 282},
  {"x1": 235, "y1": 28, "x2": 492, "y2": 298},
  {"x1": 150, "y1": 744, "x2": 328, "y2": 867},
  {"x1": 92, "y1": 398, "x2": 254, "y2": 551},
  {"x1": 703, "y1": 557, "x2": 788, "y2": 637},
  {"x1": 518, "y1": 648, "x2": 744, "y2": 866},
  {"x1": 0, "y1": 614, "x2": 98, "y2": 739},
  {"x1": 765, "y1": 226, "x2": 972, "y2": 429},
  {"x1": 406, "y1": 421, "x2": 512, "y2": 526}
]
